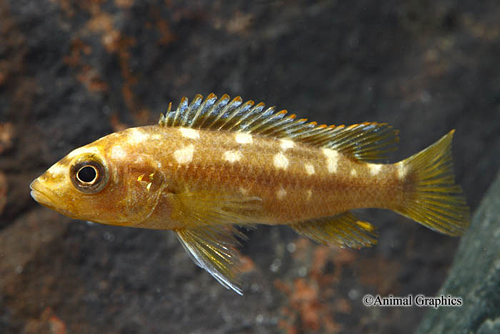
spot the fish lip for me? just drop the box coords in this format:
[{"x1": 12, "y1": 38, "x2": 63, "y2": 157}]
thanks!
[
  {"x1": 30, "y1": 179, "x2": 77, "y2": 218},
  {"x1": 30, "y1": 179, "x2": 57, "y2": 209}
]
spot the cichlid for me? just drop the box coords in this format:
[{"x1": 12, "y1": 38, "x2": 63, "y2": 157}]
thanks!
[{"x1": 30, "y1": 93, "x2": 469, "y2": 294}]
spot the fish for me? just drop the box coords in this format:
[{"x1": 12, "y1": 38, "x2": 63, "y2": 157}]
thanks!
[{"x1": 30, "y1": 93, "x2": 469, "y2": 294}]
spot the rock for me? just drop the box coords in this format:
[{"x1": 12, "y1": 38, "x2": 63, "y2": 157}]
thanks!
[
  {"x1": 0, "y1": 171, "x2": 6, "y2": 215},
  {"x1": 0, "y1": 123, "x2": 14, "y2": 154},
  {"x1": 417, "y1": 170, "x2": 500, "y2": 334},
  {"x1": 0, "y1": 209, "x2": 68, "y2": 288},
  {"x1": 0, "y1": 122, "x2": 13, "y2": 215}
]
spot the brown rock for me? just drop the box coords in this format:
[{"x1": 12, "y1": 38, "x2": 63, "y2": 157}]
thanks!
[{"x1": 0, "y1": 171, "x2": 6, "y2": 215}]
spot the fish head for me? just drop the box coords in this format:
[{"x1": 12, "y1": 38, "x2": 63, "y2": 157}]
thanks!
[{"x1": 30, "y1": 129, "x2": 167, "y2": 226}]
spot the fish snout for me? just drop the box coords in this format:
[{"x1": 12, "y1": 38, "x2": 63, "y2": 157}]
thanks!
[{"x1": 30, "y1": 177, "x2": 57, "y2": 209}]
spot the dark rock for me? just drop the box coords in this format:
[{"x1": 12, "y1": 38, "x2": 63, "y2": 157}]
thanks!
[
  {"x1": 0, "y1": 171, "x2": 6, "y2": 215},
  {"x1": 417, "y1": 170, "x2": 500, "y2": 334}
]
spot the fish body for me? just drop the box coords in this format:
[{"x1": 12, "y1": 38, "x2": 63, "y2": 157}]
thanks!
[{"x1": 30, "y1": 93, "x2": 469, "y2": 294}]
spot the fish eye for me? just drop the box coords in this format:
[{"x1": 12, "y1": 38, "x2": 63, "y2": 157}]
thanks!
[
  {"x1": 77, "y1": 165, "x2": 97, "y2": 183},
  {"x1": 70, "y1": 157, "x2": 109, "y2": 194}
]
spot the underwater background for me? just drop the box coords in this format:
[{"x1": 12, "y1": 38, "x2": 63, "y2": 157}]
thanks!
[{"x1": 0, "y1": 0, "x2": 499, "y2": 333}]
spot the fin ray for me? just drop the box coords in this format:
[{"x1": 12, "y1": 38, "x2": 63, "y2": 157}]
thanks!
[
  {"x1": 170, "y1": 189, "x2": 263, "y2": 294},
  {"x1": 394, "y1": 130, "x2": 469, "y2": 236},
  {"x1": 172, "y1": 190, "x2": 263, "y2": 228},
  {"x1": 176, "y1": 225, "x2": 246, "y2": 295},
  {"x1": 290, "y1": 212, "x2": 377, "y2": 249},
  {"x1": 159, "y1": 94, "x2": 399, "y2": 162}
]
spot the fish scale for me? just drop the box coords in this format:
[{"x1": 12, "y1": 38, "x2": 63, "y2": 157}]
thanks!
[{"x1": 154, "y1": 126, "x2": 385, "y2": 223}]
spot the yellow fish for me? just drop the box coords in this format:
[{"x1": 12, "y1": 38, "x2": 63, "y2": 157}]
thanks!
[{"x1": 30, "y1": 93, "x2": 469, "y2": 294}]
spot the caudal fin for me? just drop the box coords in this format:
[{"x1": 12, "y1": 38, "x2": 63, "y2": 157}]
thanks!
[{"x1": 394, "y1": 130, "x2": 469, "y2": 236}]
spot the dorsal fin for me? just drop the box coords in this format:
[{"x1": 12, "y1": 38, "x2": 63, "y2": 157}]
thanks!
[{"x1": 159, "y1": 94, "x2": 399, "y2": 162}]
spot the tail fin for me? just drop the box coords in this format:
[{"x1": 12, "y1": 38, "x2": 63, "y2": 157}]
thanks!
[{"x1": 394, "y1": 130, "x2": 469, "y2": 236}]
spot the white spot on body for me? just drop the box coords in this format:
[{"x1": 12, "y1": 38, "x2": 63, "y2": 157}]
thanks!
[
  {"x1": 273, "y1": 153, "x2": 289, "y2": 170},
  {"x1": 322, "y1": 148, "x2": 339, "y2": 173},
  {"x1": 350, "y1": 168, "x2": 357, "y2": 176},
  {"x1": 235, "y1": 132, "x2": 253, "y2": 144},
  {"x1": 397, "y1": 162, "x2": 407, "y2": 179},
  {"x1": 276, "y1": 188, "x2": 287, "y2": 199},
  {"x1": 304, "y1": 163, "x2": 315, "y2": 175},
  {"x1": 179, "y1": 127, "x2": 200, "y2": 140},
  {"x1": 224, "y1": 150, "x2": 242, "y2": 163},
  {"x1": 66, "y1": 146, "x2": 101, "y2": 159},
  {"x1": 369, "y1": 164, "x2": 383, "y2": 176},
  {"x1": 111, "y1": 145, "x2": 127, "y2": 160},
  {"x1": 128, "y1": 128, "x2": 149, "y2": 144},
  {"x1": 173, "y1": 144, "x2": 195, "y2": 164},
  {"x1": 306, "y1": 189, "x2": 313, "y2": 201},
  {"x1": 47, "y1": 163, "x2": 67, "y2": 177},
  {"x1": 280, "y1": 139, "x2": 295, "y2": 151}
]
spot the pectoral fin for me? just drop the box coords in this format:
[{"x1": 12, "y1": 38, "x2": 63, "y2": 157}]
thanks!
[
  {"x1": 290, "y1": 211, "x2": 377, "y2": 249},
  {"x1": 176, "y1": 225, "x2": 248, "y2": 295},
  {"x1": 173, "y1": 190, "x2": 263, "y2": 227}
]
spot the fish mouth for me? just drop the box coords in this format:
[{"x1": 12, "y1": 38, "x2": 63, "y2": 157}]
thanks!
[
  {"x1": 30, "y1": 179, "x2": 58, "y2": 210},
  {"x1": 30, "y1": 178, "x2": 78, "y2": 218}
]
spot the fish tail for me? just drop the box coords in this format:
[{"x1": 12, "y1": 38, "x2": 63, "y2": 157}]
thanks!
[{"x1": 394, "y1": 130, "x2": 469, "y2": 236}]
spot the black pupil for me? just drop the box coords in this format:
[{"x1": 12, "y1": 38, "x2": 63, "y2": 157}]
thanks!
[{"x1": 78, "y1": 166, "x2": 97, "y2": 183}]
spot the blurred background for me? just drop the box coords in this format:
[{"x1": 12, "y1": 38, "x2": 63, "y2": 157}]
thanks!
[{"x1": 0, "y1": 0, "x2": 499, "y2": 333}]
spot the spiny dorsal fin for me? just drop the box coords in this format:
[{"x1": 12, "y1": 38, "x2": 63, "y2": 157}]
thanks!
[{"x1": 159, "y1": 94, "x2": 399, "y2": 162}]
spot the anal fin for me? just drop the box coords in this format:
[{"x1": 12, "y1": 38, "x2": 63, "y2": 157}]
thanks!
[{"x1": 290, "y1": 212, "x2": 377, "y2": 249}]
